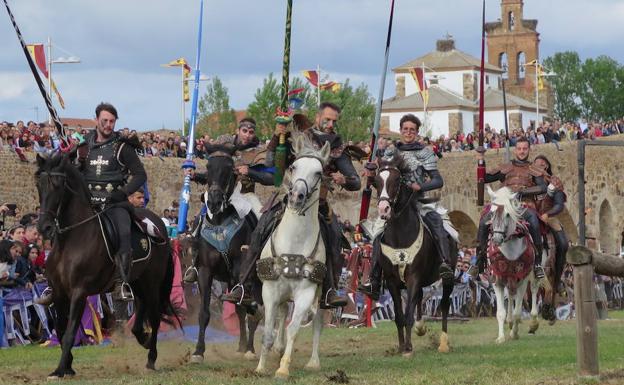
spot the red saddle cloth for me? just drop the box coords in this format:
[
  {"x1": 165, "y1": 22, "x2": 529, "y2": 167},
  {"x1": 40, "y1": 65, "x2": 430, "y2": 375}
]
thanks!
[{"x1": 487, "y1": 233, "x2": 535, "y2": 295}]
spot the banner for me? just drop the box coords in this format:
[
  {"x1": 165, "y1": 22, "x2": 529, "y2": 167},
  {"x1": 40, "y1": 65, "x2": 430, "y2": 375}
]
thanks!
[
  {"x1": 164, "y1": 57, "x2": 192, "y2": 102},
  {"x1": 409, "y1": 67, "x2": 429, "y2": 108},
  {"x1": 26, "y1": 43, "x2": 65, "y2": 109}
]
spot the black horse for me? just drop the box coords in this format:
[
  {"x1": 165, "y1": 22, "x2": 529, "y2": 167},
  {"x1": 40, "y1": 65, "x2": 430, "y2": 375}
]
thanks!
[
  {"x1": 35, "y1": 153, "x2": 174, "y2": 378},
  {"x1": 188, "y1": 144, "x2": 260, "y2": 363},
  {"x1": 372, "y1": 155, "x2": 458, "y2": 355}
]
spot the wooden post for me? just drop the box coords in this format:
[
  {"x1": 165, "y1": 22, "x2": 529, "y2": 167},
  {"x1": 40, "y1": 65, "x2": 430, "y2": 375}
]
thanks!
[{"x1": 567, "y1": 245, "x2": 599, "y2": 378}]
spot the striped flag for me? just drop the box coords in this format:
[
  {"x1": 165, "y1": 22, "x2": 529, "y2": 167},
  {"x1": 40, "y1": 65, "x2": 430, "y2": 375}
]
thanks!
[
  {"x1": 164, "y1": 57, "x2": 192, "y2": 102},
  {"x1": 409, "y1": 67, "x2": 428, "y2": 108},
  {"x1": 26, "y1": 43, "x2": 65, "y2": 109},
  {"x1": 302, "y1": 70, "x2": 319, "y2": 87}
]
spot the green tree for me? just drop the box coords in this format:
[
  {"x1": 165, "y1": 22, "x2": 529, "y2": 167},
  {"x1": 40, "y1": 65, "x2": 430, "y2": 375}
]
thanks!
[
  {"x1": 578, "y1": 56, "x2": 624, "y2": 121},
  {"x1": 196, "y1": 76, "x2": 237, "y2": 138},
  {"x1": 543, "y1": 52, "x2": 582, "y2": 122}
]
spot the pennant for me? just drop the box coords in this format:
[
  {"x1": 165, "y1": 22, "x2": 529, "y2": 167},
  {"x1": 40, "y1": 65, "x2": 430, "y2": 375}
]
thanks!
[
  {"x1": 537, "y1": 63, "x2": 545, "y2": 91},
  {"x1": 302, "y1": 70, "x2": 319, "y2": 87},
  {"x1": 320, "y1": 81, "x2": 341, "y2": 92},
  {"x1": 183, "y1": 64, "x2": 191, "y2": 102},
  {"x1": 27, "y1": 43, "x2": 65, "y2": 109},
  {"x1": 164, "y1": 57, "x2": 188, "y2": 67},
  {"x1": 51, "y1": 80, "x2": 65, "y2": 109},
  {"x1": 287, "y1": 87, "x2": 305, "y2": 96},
  {"x1": 409, "y1": 67, "x2": 429, "y2": 107}
]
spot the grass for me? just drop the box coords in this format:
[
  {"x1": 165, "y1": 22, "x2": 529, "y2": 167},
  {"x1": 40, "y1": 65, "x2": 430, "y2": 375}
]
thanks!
[{"x1": 1, "y1": 312, "x2": 623, "y2": 385}]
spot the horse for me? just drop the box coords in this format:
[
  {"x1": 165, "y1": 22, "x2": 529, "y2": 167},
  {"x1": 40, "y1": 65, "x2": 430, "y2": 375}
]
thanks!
[
  {"x1": 485, "y1": 186, "x2": 540, "y2": 343},
  {"x1": 254, "y1": 134, "x2": 329, "y2": 379},
  {"x1": 35, "y1": 152, "x2": 174, "y2": 378},
  {"x1": 372, "y1": 153, "x2": 458, "y2": 356},
  {"x1": 187, "y1": 144, "x2": 261, "y2": 363}
]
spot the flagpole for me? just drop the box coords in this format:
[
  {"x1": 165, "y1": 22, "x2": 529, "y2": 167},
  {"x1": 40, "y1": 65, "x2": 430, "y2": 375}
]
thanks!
[
  {"x1": 177, "y1": 0, "x2": 204, "y2": 234},
  {"x1": 535, "y1": 60, "x2": 539, "y2": 128},
  {"x1": 47, "y1": 36, "x2": 52, "y2": 125},
  {"x1": 476, "y1": 0, "x2": 486, "y2": 206},
  {"x1": 317, "y1": 64, "x2": 321, "y2": 108},
  {"x1": 422, "y1": 61, "x2": 426, "y2": 131},
  {"x1": 356, "y1": 0, "x2": 397, "y2": 328},
  {"x1": 181, "y1": 65, "x2": 186, "y2": 137},
  {"x1": 502, "y1": 76, "x2": 510, "y2": 162}
]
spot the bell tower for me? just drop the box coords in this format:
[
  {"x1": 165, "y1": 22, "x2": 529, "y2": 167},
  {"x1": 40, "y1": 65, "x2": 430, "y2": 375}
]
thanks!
[{"x1": 485, "y1": 0, "x2": 550, "y2": 113}]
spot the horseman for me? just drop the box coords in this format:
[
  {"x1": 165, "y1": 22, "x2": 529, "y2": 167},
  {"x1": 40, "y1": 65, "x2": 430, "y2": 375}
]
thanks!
[
  {"x1": 183, "y1": 117, "x2": 274, "y2": 283},
  {"x1": 37, "y1": 102, "x2": 146, "y2": 305},
  {"x1": 533, "y1": 155, "x2": 568, "y2": 293},
  {"x1": 359, "y1": 113, "x2": 454, "y2": 299},
  {"x1": 222, "y1": 102, "x2": 361, "y2": 308},
  {"x1": 468, "y1": 137, "x2": 547, "y2": 279}
]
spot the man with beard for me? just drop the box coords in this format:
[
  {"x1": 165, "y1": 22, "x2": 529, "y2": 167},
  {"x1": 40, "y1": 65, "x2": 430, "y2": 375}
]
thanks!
[
  {"x1": 183, "y1": 117, "x2": 274, "y2": 283},
  {"x1": 468, "y1": 137, "x2": 547, "y2": 279},
  {"x1": 359, "y1": 114, "x2": 455, "y2": 299},
  {"x1": 222, "y1": 102, "x2": 360, "y2": 308}
]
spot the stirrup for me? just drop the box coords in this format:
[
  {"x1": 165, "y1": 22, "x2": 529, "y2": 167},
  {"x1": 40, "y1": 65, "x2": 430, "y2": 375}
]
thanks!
[
  {"x1": 183, "y1": 266, "x2": 198, "y2": 283},
  {"x1": 467, "y1": 265, "x2": 479, "y2": 279},
  {"x1": 120, "y1": 282, "x2": 134, "y2": 302},
  {"x1": 534, "y1": 265, "x2": 545, "y2": 280},
  {"x1": 35, "y1": 287, "x2": 54, "y2": 306},
  {"x1": 357, "y1": 282, "x2": 380, "y2": 301}
]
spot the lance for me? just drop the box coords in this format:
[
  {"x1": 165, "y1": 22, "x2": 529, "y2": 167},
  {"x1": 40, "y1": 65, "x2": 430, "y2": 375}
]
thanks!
[
  {"x1": 3, "y1": 0, "x2": 69, "y2": 146},
  {"x1": 273, "y1": 0, "x2": 293, "y2": 187},
  {"x1": 177, "y1": 0, "x2": 204, "y2": 234},
  {"x1": 356, "y1": 0, "x2": 396, "y2": 327},
  {"x1": 476, "y1": 0, "x2": 486, "y2": 206}
]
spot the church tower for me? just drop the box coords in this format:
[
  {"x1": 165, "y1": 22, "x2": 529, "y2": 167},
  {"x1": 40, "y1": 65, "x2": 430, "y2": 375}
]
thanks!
[{"x1": 485, "y1": 0, "x2": 551, "y2": 116}]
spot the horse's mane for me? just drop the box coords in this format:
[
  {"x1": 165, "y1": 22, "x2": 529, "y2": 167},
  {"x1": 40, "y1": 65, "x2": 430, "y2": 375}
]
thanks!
[
  {"x1": 378, "y1": 144, "x2": 406, "y2": 171},
  {"x1": 488, "y1": 186, "x2": 525, "y2": 224},
  {"x1": 290, "y1": 131, "x2": 326, "y2": 162},
  {"x1": 36, "y1": 151, "x2": 91, "y2": 203}
]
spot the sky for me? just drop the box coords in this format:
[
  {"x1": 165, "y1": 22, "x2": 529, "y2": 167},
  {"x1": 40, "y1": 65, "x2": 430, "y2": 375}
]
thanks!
[{"x1": 1, "y1": 0, "x2": 623, "y2": 131}]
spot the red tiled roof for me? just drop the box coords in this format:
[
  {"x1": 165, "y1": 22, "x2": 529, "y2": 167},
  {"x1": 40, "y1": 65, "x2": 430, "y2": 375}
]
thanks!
[{"x1": 61, "y1": 118, "x2": 96, "y2": 129}]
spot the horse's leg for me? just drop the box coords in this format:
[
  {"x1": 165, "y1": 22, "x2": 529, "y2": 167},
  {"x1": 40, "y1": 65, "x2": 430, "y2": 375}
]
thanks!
[
  {"x1": 235, "y1": 305, "x2": 248, "y2": 354},
  {"x1": 49, "y1": 293, "x2": 87, "y2": 379},
  {"x1": 510, "y1": 279, "x2": 529, "y2": 340},
  {"x1": 191, "y1": 269, "x2": 213, "y2": 363},
  {"x1": 244, "y1": 310, "x2": 261, "y2": 360},
  {"x1": 493, "y1": 282, "x2": 507, "y2": 344},
  {"x1": 272, "y1": 302, "x2": 288, "y2": 356},
  {"x1": 256, "y1": 283, "x2": 278, "y2": 375},
  {"x1": 403, "y1": 280, "x2": 420, "y2": 357},
  {"x1": 275, "y1": 285, "x2": 316, "y2": 379},
  {"x1": 438, "y1": 280, "x2": 453, "y2": 353},
  {"x1": 144, "y1": 290, "x2": 161, "y2": 370},
  {"x1": 506, "y1": 287, "x2": 513, "y2": 330},
  {"x1": 387, "y1": 282, "x2": 406, "y2": 353},
  {"x1": 131, "y1": 290, "x2": 148, "y2": 347},
  {"x1": 305, "y1": 308, "x2": 324, "y2": 370},
  {"x1": 414, "y1": 286, "x2": 426, "y2": 337},
  {"x1": 528, "y1": 275, "x2": 540, "y2": 334}
]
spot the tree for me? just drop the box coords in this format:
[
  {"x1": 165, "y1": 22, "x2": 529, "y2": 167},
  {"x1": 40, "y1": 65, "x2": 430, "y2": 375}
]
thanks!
[
  {"x1": 543, "y1": 52, "x2": 582, "y2": 122},
  {"x1": 247, "y1": 74, "x2": 375, "y2": 141},
  {"x1": 578, "y1": 56, "x2": 624, "y2": 121},
  {"x1": 195, "y1": 76, "x2": 237, "y2": 138}
]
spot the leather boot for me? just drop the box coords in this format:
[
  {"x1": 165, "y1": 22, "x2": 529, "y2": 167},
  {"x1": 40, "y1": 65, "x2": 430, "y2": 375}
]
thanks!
[
  {"x1": 322, "y1": 288, "x2": 348, "y2": 308},
  {"x1": 116, "y1": 251, "x2": 134, "y2": 301},
  {"x1": 358, "y1": 259, "x2": 382, "y2": 300},
  {"x1": 221, "y1": 284, "x2": 254, "y2": 306},
  {"x1": 35, "y1": 286, "x2": 54, "y2": 306},
  {"x1": 534, "y1": 244, "x2": 545, "y2": 279}
]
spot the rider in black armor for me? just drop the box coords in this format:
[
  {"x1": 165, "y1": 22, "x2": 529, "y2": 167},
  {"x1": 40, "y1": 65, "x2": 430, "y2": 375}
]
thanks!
[
  {"x1": 359, "y1": 114, "x2": 454, "y2": 299},
  {"x1": 183, "y1": 117, "x2": 274, "y2": 283},
  {"x1": 222, "y1": 102, "x2": 361, "y2": 308},
  {"x1": 36, "y1": 103, "x2": 146, "y2": 305}
]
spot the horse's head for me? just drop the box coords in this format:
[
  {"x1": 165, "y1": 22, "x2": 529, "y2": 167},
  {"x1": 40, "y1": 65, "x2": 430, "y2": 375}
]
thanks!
[
  {"x1": 287, "y1": 133, "x2": 330, "y2": 212},
  {"x1": 203, "y1": 144, "x2": 237, "y2": 215},
  {"x1": 375, "y1": 147, "x2": 405, "y2": 220},
  {"x1": 487, "y1": 186, "x2": 525, "y2": 246},
  {"x1": 35, "y1": 152, "x2": 75, "y2": 239}
]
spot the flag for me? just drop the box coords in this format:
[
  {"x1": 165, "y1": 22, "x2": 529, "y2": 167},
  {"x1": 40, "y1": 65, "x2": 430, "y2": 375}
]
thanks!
[
  {"x1": 320, "y1": 81, "x2": 341, "y2": 92},
  {"x1": 164, "y1": 58, "x2": 192, "y2": 102},
  {"x1": 409, "y1": 67, "x2": 429, "y2": 108},
  {"x1": 287, "y1": 87, "x2": 305, "y2": 96},
  {"x1": 537, "y1": 64, "x2": 545, "y2": 91},
  {"x1": 302, "y1": 70, "x2": 319, "y2": 87},
  {"x1": 26, "y1": 44, "x2": 65, "y2": 109}
]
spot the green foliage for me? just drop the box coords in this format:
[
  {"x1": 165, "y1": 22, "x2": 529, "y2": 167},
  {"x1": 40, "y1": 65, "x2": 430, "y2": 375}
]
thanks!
[
  {"x1": 195, "y1": 76, "x2": 237, "y2": 138},
  {"x1": 247, "y1": 74, "x2": 375, "y2": 142},
  {"x1": 544, "y1": 52, "x2": 624, "y2": 122}
]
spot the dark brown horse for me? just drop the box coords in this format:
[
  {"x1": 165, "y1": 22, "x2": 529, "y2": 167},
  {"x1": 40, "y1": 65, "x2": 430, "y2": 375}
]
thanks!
[
  {"x1": 35, "y1": 153, "x2": 174, "y2": 378},
  {"x1": 373, "y1": 155, "x2": 457, "y2": 355},
  {"x1": 187, "y1": 144, "x2": 260, "y2": 363}
]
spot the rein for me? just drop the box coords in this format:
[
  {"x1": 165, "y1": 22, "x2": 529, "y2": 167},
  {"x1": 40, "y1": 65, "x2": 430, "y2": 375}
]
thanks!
[
  {"x1": 288, "y1": 155, "x2": 323, "y2": 216},
  {"x1": 378, "y1": 165, "x2": 415, "y2": 221}
]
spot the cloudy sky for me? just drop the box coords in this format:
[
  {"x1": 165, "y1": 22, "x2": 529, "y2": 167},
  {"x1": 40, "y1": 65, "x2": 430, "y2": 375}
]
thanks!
[{"x1": 1, "y1": 0, "x2": 623, "y2": 131}]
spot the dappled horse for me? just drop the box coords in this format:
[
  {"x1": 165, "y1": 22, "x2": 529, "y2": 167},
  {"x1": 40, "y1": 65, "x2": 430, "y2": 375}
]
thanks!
[
  {"x1": 255, "y1": 134, "x2": 329, "y2": 378},
  {"x1": 188, "y1": 144, "x2": 260, "y2": 363},
  {"x1": 35, "y1": 153, "x2": 174, "y2": 378},
  {"x1": 372, "y1": 154, "x2": 458, "y2": 355},
  {"x1": 485, "y1": 186, "x2": 539, "y2": 343}
]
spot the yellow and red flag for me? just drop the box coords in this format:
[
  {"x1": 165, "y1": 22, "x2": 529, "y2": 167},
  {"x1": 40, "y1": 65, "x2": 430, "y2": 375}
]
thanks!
[
  {"x1": 409, "y1": 67, "x2": 428, "y2": 108},
  {"x1": 302, "y1": 70, "x2": 319, "y2": 87},
  {"x1": 164, "y1": 57, "x2": 192, "y2": 102},
  {"x1": 26, "y1": 43, "x2": 65, "y2": 109}
]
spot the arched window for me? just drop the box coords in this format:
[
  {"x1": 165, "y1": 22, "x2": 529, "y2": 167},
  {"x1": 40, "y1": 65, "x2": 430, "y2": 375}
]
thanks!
[
  {"x1": 508, "y1": 11, "x2": 515, "y2": 31},
  {"x1": 517, "y1": 52, "x2": 526, "y2": 82},
  {"x1": 498, "y1": 52, "x2": 509, "y2": 73}
]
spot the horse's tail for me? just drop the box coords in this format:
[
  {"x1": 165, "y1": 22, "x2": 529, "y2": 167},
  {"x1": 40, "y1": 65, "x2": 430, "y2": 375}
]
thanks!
[{"x1": 160, "y1": 242, "x2": 184, "y2": 332}]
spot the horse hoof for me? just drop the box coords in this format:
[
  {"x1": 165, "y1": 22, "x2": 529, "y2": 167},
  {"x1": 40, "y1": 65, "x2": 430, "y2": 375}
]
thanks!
[
  {"x1": 528, "y1": 322, "x2": 539, "y2": 334},
  {"x1": 548, "y1": 319, "x2": 556, "y2": 326},
  {"x1": 438, "y1": 332, "x2": 450, "y2": 353},
  {"x1": 244, "y1": 351, "x2": 257, "y2": 361},
  {"x1": 416, "y1": 327, "x2": 427, "y2": 337},
  {"x1": 495, "y1": 337, "x2": 505, "y2": 344},
  {"x1": 46, "y1": 375, "x2": 62, "y2": 381},
  {"x1": 510, "y1": 332, "x2": 519, "y2": 340},
  {"x1": 402, "y1": 351, "x2": 413, "y2": 358},
  {"x1": 255, "y1": 367, "x2": 268, "y2": 376},
  {"x1": 190, "y1": 354, "x2": 204, "y2": 364},
  {"x1": 305, "y1": 360, "x2": 320, "y2": 370},
  {"x1": 275, "y1": 368, "x2": 289, "y2": 379}
]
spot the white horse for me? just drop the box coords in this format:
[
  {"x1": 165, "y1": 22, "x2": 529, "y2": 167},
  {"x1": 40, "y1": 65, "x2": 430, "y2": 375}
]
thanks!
[
  {"x1": 255, "y1": 134, "x2": 329, "y2": 379},
  {"x1": 486, "y1": 186, "x2": 539, "y2": 344}
]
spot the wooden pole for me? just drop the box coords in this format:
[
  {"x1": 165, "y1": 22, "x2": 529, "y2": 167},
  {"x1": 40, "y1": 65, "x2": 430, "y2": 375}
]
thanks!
[{"x1": 567, "y1": 245, "x2": 599, "y2": 379}]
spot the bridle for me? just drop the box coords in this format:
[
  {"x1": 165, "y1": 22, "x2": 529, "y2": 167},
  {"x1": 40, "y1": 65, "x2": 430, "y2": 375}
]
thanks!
[
  {"x1": 287, "y1": 155, "x2": 324, "y2": 216},
  {"x1": 377, "y1": 164, "x2": 414, "y2": 220},
  {"x1": 205, "y1": 151, "x2": 237, "y2": 212},
  {"x1": 38, "y1": 170, "x2": 101, "y2": 235}
]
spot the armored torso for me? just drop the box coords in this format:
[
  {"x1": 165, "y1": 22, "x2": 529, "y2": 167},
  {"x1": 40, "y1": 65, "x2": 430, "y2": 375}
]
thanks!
[
  {"x1": 495, "y1": 160, "x2": 543, "y2": 193},
  {"x1": 395, "y1": 143, "x2": 437, "y2": 186},
  {"x1": 81, "y1": 134, "x2": 126, "y2": 205}
]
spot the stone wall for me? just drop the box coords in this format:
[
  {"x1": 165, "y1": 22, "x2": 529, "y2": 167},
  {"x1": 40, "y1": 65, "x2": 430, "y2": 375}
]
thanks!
[{"x1": 2, "y1": 136, "x2": 623, "y2": 253}]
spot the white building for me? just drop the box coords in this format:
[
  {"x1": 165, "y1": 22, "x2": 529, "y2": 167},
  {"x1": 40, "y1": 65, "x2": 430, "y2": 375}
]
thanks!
[{"x1": 381, "y1": 38, "x2": 547, "y2": 139}]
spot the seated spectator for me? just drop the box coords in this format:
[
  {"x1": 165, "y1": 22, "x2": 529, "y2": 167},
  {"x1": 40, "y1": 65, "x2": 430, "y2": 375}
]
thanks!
[{"x1": 0, "y1": 239, "x2": 24, "y2": 289}]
